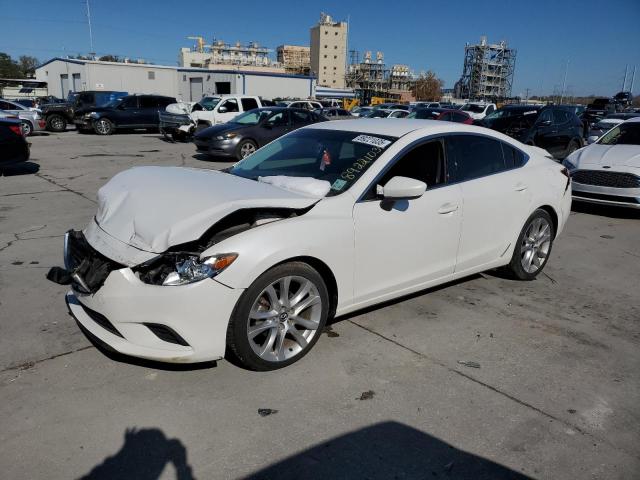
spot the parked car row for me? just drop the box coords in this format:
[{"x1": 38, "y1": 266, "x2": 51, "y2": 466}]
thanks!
[{"x1": 0, "y1": 98, "x2": 46, "y2": 135}]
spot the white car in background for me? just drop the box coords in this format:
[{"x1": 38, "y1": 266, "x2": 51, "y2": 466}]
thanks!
[
  {"x1": 190, "y1": 95, "x2": 264, "y2": 129},
  {"x1": 51, "y1": 119, "x2": 571, "y2": 370},
  {"x1": 461, "y1": 102, "x2": 497, "y2": 120},
  {"x1": 564, "y1": 117, "x2": 640, "y2": 208},
  {"x1": 280, "y1": 100, "x2": 323, "y2": 111}
]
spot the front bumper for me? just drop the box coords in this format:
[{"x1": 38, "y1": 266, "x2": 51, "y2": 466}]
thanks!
[
  {"x1": 193, "y1": 137, "x2": 239, "y2": 157},
  {"x1": 572, "y1": 182, "x2": 640, "y2": 209},
  {"x1": 74, "y1": 117, "x2": 93, "y2": 129},
  {"x1": 66, "y1": 267, "x2": 243, "y2": 363}
]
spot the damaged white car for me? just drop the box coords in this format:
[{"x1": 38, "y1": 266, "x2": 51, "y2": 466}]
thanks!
[{"x1": 49, "y1": 119, "x2": 572, "y2": 370}]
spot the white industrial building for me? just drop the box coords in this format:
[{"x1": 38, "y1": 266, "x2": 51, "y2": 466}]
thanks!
[{"x1": 35, "y1": 58, "x2": 316, "y2": 102}]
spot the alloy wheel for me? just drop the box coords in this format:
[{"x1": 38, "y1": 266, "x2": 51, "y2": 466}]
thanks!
[
  {"x1": 520, "y1": 217, "x2": 552, "y2": 274},
  {"x1": 240, "y1": 142, "x2": 256, "y2": 158},
  {"x1": 50, "y1": 116, "x2": 64, "y2": 130},
  {"x1": 247, "y1": 275, "x2": 322, "y2": 362},
  {"x1": 22, "y1": 122, "x2": 32, "y2": 136},
  {"x1": 95, "y1": 119, "x2": 111, "y2": 135}
]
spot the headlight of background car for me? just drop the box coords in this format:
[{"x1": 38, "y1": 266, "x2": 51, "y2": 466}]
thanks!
[
  {"x1": 162, "y1": 253, "x2": 238, "y2": 286},
  {"x1": 562, "y1": 157, "x2": 577, "y2": 171},
  {"x1": 215, "y1": 132, "x2": 237, "y2": 140}
]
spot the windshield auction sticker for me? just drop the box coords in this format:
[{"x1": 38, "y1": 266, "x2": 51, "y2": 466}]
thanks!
[{"x1": 352, "y1": 134, "x2": 392, "y2": 149}]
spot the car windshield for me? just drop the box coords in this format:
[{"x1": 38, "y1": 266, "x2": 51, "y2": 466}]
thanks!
[
  {"x1": 229, "y1": 129, "x2": 398, "y2": 197},
  {"x1": 232, "y1": 109, "x2": 274, "y2": 125},
  {"x1": 199, "y1": 97, "x2": 221, "y2": 111},
  {"x1": 462, "y1": 104, "x2": 486, "y2": 113},
  {"x1": 597, "y1": 123, "x2": 640, "y2": 146}
]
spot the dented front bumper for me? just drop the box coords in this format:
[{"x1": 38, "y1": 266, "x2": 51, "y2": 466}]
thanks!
[
  {"x1": 53, "y1": 230, "x2": 244, "y2": 363},
  {"x1": 66, "y1": 267, "x2": 243, "y2": 363}
]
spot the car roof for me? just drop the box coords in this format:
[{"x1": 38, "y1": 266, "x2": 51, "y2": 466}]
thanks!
[{"x1": 307, "y1": 118, "x2": 510, "y2": 138}]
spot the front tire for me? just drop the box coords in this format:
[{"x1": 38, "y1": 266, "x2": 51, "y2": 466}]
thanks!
[
  {"x1": 236, "y1": 139, "x2": 258, "y2": 160},
  {"x1": 46, "y1": 114, "x2": 67, "y2": 132},
  {"x1": 504, "y1": 209, "x2": 555, "y2": 280},
  {"x1": 226, "y1": 262, "x2": 329, "y2": 371},
  {"x1": 93, "y1": 118, "x2": 114, "y2": 135}
]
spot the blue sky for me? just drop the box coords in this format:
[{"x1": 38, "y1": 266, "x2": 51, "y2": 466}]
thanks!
[{"x1": 1, "y1": 0, "x2": 639, "y2": 96}]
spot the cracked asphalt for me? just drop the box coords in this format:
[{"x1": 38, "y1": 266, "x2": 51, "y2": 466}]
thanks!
[{"x1": 1, "y1": 130, "x2": 639, "y2": 479}]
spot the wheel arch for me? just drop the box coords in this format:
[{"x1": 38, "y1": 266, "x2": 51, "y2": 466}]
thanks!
[
  {"x1": 537, "y1": 204, "x2": 559, "y2": 238},
  {"x1": 270, "y1": 255, "x2": 338, "y2": 319}
]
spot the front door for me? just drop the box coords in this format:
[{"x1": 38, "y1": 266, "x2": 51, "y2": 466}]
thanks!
[
  {"x1": 353, "y1": 139, "x2": 462, "y2": 304},
  {"x1": 215, "y1": 98, "x2": 240, "y2": 124},
  {"x1": 257, "y1": 110, "x2": 290, "y2": 145}
]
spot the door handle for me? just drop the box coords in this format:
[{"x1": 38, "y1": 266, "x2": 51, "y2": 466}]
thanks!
[
  {"x1": 438, "y1": 203, "x2": 459, "y2": 214},
  {"x1": 515, "y1": 183, "x2": 528, "y2": 192}
]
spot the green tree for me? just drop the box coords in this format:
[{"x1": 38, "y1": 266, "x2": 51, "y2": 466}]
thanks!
[
  {"x1": 0, "y1": 52, "x2": 23, "y2": 78},
  {"x1": 17, "y1": 55, "x2": 39, "y2": 77}
]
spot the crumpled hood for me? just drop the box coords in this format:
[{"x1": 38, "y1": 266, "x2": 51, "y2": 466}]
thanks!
[
  {"x1": 94, "y1": 166, "x2": 318, "y2": 253},
  {"x1": 570, "y1": 144, "x2": 640, "y2": 168}
]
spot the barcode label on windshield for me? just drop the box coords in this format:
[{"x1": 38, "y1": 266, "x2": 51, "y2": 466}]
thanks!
[{"x1": 352, "y1": 135, "x2": 391, "y2": 149}]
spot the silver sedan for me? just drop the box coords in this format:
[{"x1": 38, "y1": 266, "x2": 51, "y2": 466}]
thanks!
[{"x1": 0, "y1": 99, "x2": 46, "y2": 136}]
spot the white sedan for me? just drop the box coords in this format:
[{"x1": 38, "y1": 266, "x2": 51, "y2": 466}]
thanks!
[
  {"x1": 50, "y1": 119, "x2": 572, "y2": 370},
  {"x1": 564, "y1": 117, "x2": 640, "y2": 208}
]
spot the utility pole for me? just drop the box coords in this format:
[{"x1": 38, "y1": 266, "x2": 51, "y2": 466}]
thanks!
[
  {"x1": 525, "y1": 87, "x2": 530, "y2": 103},
  {"x1": 622, "y1": 64, "x2": 628, "y2": 91},
  {"x1": 86, "y1": 0, "x2": 95, "y2": 58},
  {"x1": 630, "y1": 65, "x2": 636, "y2": 93},
  {"x1": 559, "y1": 60, "x2": 569, "y2": 104}
]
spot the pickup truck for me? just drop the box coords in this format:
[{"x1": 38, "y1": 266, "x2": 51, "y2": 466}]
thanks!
[
  {"x1": 190, "y1": 95, "x2": 263, "y2": 130},
  {"x1": 40, "y1": 91, "x2": 128, "y2": 132}
]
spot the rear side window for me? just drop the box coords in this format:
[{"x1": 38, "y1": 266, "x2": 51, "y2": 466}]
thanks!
[
  {"x1": 241, "y1": 98, "x2": 259, "y2": 111},
  {"x1": 446, "y1": 135, "x2": 506, "y2": 182},
  {"x1": 140, "y1": 96, "x2": 158, "y2": 109},
  {"x1": 501, "y1": 143, "x2": 527, "y2": 169}
]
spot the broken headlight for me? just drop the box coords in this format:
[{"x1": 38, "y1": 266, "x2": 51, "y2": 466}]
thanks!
[{"x1": 162, "y1": 254, "x2": 238, "y2": 286}]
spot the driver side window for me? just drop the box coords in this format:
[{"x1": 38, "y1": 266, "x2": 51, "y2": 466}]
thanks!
[
  {"x1": 365, "y1": 140, "x2": 446, "y2": 200},
  {"x1": 220, "y1": 99, "x2": 239, "y2": 113}
]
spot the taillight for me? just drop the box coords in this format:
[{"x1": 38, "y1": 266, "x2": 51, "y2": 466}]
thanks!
[{"x1": 8, "y1": 125, "x2": 23, "y2": 136}]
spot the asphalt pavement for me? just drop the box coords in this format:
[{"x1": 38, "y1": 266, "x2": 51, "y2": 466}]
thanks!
[{"x1": 1, "y1": 130, "x2": 639, "y2": 479}]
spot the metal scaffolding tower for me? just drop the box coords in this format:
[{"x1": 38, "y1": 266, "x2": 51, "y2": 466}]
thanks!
[{"x1": 455, "y1": 36, "x2": 516, "y2": 101}]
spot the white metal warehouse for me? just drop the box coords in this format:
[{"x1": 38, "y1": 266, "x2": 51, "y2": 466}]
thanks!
[{"x1": 35, "y1": 58, "x2": 317, "y2": 101}]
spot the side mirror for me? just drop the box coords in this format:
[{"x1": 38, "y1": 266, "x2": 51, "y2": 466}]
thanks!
[
  {"x1": 218, "y1": 106, "x2": 228, "y2": 113},
  {"x1": 381, "y1": 176, "x2": 426, "y2": 200},
  {"x1": 587, "y1": 135, "x2": 599, "y2": 144}
]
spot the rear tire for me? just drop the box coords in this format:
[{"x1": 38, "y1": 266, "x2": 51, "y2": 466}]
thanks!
[
  {"x1": 504, "y1": 209, "x2": 555, "y2": 281},
  {"x1": 93, "y1": 118, "x2": 114, "y2": 135},
  {"x1": 226, "y1": 262, "x2": 329, "y2": 371},
  {"x1": 46, "y1": 114, "x2": 67, "y2": 132}
]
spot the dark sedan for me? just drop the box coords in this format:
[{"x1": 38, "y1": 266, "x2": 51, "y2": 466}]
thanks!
[
  {"x1": 479, "y1": 105, "x2": 584, "y2": 159},
  {"x1": 193, "y1": 107, "x2": 326, "y2": 160},
  {"x1": 0, "y1": 117, "x2": 29, "y2": 171}
]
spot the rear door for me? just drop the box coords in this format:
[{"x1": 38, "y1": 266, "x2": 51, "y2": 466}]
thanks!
[
  {"x1": 446, "y1": 134, "x2": 531, "y2": 273},
  {"x1": 138, "y1": 96, "x2": 162, "y2": 126},
  {"x1": 533, "y1": 109, "x2": 557, "y2": 155}
]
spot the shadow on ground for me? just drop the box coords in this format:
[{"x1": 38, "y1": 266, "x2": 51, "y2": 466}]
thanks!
[
  {"x1": 572, "y1": 201, "x2": 640, "y2": 219},
  {"x1": 1, "y1": 161, "x2": 40, "y2": 176},
  {"x1": 247, "y1": 421, "x2": 532, "y2": 480},
  {"x1": 78, "y1": 428, "x2": 195, "y2": 480}
]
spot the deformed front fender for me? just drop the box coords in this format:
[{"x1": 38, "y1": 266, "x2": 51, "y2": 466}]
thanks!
[{"x1": 206, "y1": 206, "x2": 355, "y2": 309}]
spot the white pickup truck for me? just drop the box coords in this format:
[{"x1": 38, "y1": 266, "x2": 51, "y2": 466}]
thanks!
[{"x1": 190, "y1": 95, "x2": 263, "y2": 129}]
